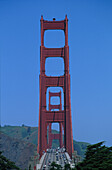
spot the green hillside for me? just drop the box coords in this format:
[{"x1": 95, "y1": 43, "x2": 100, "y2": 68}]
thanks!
[
  {"x1": 0, "y1": 125, "x2": 38, "y2": 145},
  {"x1": 0, "y1": 125, "x2": 89, "y2": 159}
]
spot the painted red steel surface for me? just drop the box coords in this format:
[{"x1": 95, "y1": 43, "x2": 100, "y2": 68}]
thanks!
[{"x1": 37, "y1": 15, "x2": 74, "y2": 158}]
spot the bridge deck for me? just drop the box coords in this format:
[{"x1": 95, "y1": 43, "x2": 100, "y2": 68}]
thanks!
[{"x1": 36, "y1": 148, "x2": 74, "y2": 170}]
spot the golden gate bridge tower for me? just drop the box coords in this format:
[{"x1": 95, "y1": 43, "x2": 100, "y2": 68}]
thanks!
[{"x1": 37, "y1": 15, "x2": 74, "y2": 158}]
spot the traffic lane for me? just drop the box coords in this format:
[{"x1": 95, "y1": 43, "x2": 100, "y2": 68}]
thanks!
[
  {"x1": 42, "y1": 149, "x2": 70, "y2": 169},
  {"x1": 42, "y1": 153, "x2": 66, "y2": 169}
]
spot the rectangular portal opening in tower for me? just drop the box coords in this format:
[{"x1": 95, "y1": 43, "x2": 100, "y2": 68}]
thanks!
[
  {"x1": 45, "y1": 57, "x2": 64, "y2": 76},
  {"x1": 52, "y1": 139, "x2": 60, "y2": 148},
  {"x1": 46, "y1": 87, "x2": 64, "y2": 111},
  {"x1": 52, "y1": 123, "x2": 60, "y2": 134},
  {"x1": 44, "y1": 30, "x2": 65, "y2": 48},
  {"x1": 51, "y1": 96, "x2": 60, "y2": 105}
]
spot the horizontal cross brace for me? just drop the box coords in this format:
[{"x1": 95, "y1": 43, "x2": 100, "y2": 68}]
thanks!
[
  {"x1": 50, "y1": 134, "x2": 60, "y2": 140},
  {"x1": 43, "y1": 47, "x2": 64, "y2": 58},
  {"x1": 49, "y1": 91, "x2": 61, "y2": 97},
  {"x1": 45, "y1": 76, "x2": 64, "y2": 87},
  {"x1": 45, "y1": 111, "x2": 64, "y2": 123},
  {"x1": 49, "y1": 104, "x2": 61, "y2": 110},
  {"x1": 43, "y1": 20, "x2": 65, "y2": 30}
]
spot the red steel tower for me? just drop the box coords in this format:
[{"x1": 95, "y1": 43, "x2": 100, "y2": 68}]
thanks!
[{"x1": 37, "y1": 15, "x2": 74, "y2": 158}]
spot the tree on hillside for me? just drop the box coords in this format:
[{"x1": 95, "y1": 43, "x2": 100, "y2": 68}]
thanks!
[
  {"x1": 0, "y1": 151, "x2": 20, "y2": 170},
  {"x1": 50, "y1": 161, "x2": 62, "y2": 170},
  {"x1": 75, "y1": 141, "x2": 112, "y2": 170},
  {"x1": 64, "y1": 163, "x2": 72, "y2": 170}
]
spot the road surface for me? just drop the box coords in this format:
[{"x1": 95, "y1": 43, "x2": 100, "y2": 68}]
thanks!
[{"x1": 41, "y1": 148, "x2": 72, "y2": 169}]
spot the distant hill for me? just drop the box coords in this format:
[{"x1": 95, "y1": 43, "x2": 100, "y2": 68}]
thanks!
[
  {"x1": 0, "y1": 125, "x2": 89, "y2": 169},
  {"x1": 0, "y1": 132, "x2": 36, "y2": 170},
  {"x1": 1, "y1": 125, "x2": 38, "y2": 145}
]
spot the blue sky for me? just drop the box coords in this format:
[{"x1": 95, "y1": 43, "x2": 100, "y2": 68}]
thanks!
[{"x1": 0, "y1": 0, "x2": 112, "y2": 146}]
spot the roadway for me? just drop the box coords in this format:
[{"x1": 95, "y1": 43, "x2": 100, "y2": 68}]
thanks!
[{"x1": 41, "y1": 148, "x2": 72, "y2": 170}]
